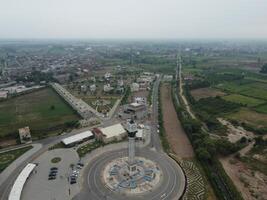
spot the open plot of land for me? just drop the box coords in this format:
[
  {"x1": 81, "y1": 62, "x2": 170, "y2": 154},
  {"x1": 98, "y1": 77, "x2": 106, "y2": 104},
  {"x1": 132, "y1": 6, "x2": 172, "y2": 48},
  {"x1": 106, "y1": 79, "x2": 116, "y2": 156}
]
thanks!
[
  {"x1": 190, "y1": 87, "x2": 226, "y2": 100},
  {"x1": 160, "y1": 83, "x2": 194, "y2": 158},
  {"x1": 0, "y1": 146, "x2": 32, "y2": 172},
  {"x1": 222, "y1": 94, "x2": 265, "y2": 107},
  {"x1": 216, "y1": 81, "x2": 267, "y2": 101},
  {"x1": 0, "y1": 88, "x2": 80, "y2": 138},
  {"x1": 226, "y1": 108, "x2": 267, "y2": 129},
  {"x1": 220, "y1": 155, "x2": 267, "y2": 200}
]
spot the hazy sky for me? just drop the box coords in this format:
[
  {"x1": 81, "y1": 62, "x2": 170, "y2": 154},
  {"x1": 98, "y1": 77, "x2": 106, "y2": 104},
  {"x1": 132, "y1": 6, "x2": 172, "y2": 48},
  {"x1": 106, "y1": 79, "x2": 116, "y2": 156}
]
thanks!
[{"x1": 0, "y1": 0, "x2": 267, "y2": 39}]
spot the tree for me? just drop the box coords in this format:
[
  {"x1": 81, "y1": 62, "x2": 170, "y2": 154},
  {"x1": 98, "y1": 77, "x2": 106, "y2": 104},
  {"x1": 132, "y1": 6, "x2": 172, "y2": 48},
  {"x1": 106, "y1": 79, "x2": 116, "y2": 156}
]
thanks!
[
  {"x1": 260, "y1": 63, "x2": 267, "y2": 74},
  {"x1": 50, "y1": 105, "x2": 55, "y2": 110},
  {"x1": 196, "y1": 147, "x2": 211, "y2": 160}
]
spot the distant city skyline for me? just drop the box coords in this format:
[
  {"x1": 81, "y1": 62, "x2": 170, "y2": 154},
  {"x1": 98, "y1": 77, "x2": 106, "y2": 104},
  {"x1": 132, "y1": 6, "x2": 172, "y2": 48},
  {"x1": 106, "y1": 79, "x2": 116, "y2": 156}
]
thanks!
[{"x1": 1, "y1": 0, "x2": 267, "y2": 39}]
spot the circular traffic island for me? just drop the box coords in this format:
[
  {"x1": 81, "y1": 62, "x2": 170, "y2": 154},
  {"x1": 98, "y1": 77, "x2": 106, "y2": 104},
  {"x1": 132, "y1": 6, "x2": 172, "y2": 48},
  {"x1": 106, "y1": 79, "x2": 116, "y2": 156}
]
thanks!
[{"x1": 75, "y1": 148, "x2": 186, "y2": 200}]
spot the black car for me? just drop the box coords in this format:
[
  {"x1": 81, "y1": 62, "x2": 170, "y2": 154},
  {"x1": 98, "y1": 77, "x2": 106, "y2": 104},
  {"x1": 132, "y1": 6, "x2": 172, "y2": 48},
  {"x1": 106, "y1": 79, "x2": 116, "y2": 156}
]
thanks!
[
  {"x1": 50, "y1": 167, "x2": 58, "y2": 171},
  {"x1": 49, "y1": 171, "x2": 57, "y2": 176},
  {"x1": 48, "y1": 176, "x2": 56, "y2": 180},
  {"x1": 77, "y1": 163, "x2": 84, "y2": 167}
]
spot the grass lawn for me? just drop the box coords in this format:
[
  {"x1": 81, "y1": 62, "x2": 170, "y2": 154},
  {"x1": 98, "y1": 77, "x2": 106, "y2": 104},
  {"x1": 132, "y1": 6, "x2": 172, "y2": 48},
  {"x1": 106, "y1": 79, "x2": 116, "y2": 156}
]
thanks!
[
  {"x1": 254, "y1": 103, "x2": 267, "y2": 114},
  {"x1": 0, "y1": 87, "x2": 80, "y2": 138},
  {"x1": 216, "y1": 81, "x2": 267, "y2": 101},
  {"x1": 226, "y1": 108, "x2": 267, "y2": 129},
  {"x1": 222, "y1": 94, "x2": 265, "y2": 107},
  {"x1": 0, "y1": 146, "x2": 32, "y2": 172}
]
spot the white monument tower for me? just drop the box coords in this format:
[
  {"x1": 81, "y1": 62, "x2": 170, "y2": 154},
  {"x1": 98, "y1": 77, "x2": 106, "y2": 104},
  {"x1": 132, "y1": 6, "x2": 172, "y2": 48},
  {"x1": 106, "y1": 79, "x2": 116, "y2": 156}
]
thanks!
[{"x1": 126, "y1": 119, "x2": 138, "y2": 172}]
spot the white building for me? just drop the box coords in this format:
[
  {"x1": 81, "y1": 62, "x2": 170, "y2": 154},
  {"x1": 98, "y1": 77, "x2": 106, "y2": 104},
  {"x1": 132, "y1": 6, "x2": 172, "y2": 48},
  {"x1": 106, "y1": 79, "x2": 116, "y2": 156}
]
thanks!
[
  {"x1": 104, "y1": 72, "x2": 112, "y2": 80},
  {"x1": 134, "y1": 97, "x2": 147, "y2": 105},
  {"x1": 0, "y1": 91, "x2": 8, "y2": 99},
  {"x1": 62, "y1": 130, "x2": 94, "y2": 147},
  {"x1": 90, "y1": 84, "x2": 96, "y2": 92},
  {"x1": 131, "y1": 83, "x2": 139, "y2": 92},
  {"x1": 117, "y1": 80, "x2": 124, "y2": 87},
  {"x1": 104, "y1": 84, "x2": 114, "y2": 92},
  {"x1": 8, "y1": 163, "x2": 36, "y2": 200}
]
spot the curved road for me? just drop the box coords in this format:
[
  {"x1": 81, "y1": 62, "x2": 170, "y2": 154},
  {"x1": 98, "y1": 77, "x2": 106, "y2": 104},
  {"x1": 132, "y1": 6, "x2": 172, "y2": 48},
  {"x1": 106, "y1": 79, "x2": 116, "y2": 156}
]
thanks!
[
  {"x1": 0, "y1": 76, "x2": 186, "y2": 200},
  {"x1": 74, "y1": 148, "x2": 185, "y2": 200}
]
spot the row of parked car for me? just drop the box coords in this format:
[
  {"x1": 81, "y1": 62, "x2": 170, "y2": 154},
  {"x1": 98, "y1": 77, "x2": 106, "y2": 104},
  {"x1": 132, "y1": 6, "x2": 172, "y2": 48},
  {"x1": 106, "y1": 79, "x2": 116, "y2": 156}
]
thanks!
[
  {"x1": 70, "y1": 162, "x2": 84, "y2": 184},
  {"x1": 48, "y1": 167, "x2": 58, "y2": 180}
]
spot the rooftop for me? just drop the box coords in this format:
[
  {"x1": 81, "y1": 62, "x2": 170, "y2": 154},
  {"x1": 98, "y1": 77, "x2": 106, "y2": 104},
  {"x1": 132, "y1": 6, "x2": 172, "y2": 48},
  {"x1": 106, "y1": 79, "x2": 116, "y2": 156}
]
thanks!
[
  {"x1": 62, "y1": 130, "x2": 93, "y2": 145},
  {"x1": 100, "y1": 123, "x2": 126, "y2": 139},
  {"x1": 9, "y1": 163, "x2": 36, "y2": 200}
]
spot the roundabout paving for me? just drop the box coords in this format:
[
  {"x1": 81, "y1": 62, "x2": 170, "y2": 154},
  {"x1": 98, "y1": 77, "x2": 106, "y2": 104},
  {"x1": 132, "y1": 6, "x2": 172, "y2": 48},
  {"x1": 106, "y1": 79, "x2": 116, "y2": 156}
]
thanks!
[{"x1": 74, "y1": 148, "x2": 186, "y2": 200}]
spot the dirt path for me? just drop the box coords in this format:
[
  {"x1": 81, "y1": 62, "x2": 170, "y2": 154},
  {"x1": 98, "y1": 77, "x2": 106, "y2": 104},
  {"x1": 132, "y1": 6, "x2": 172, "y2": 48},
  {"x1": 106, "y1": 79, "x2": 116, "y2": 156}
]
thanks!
[{"x1": 160, "y1": 83, "x2": 194, "y2": 158}]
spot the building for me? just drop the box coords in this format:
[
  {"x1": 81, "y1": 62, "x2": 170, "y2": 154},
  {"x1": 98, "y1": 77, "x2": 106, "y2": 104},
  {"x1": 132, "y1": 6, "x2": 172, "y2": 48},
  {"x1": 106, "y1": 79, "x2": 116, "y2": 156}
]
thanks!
[
  {"x1": 119, "y1": 103, "x2": 147, "y2": 120},
  {"x1": 131, "y1": 83, "x2": 139, "y2": 92},
  {"x1": 0, "y1": 91, "x2": 8, "y2": 99},
  {"x1": 90, "y1": 84, "x2": 96, "y2": 92},
  {"x1": 81, "y1": 85, "x2": 87, "y2": 92},
  {"x1": 134, "y1": 97, "x2": 146, "y2": 105},
  {"x1": 104, "y1": 72, "x2": 112, "y2": 80},
  {"x1": 103, "y1": 84, "x2": 114, "y2": 92},
  {"x1": 62, "y1": 130, "x2": 94, "y2": 147},
  {"x1": 163, "y1": 75, "x2": 173, "y2": 82},
  {"x1": 93, "y1": 123, "x2": 126, "y2": 143},
  {"x1": 18, "y1": 127, "x2": 32, "y2": 144},
  {"x1": 117, "y1": 80, "x2": 124, "y2": 87},
  {"x1": 8, "y1": 163, "x2": 36, "y2": 200}
]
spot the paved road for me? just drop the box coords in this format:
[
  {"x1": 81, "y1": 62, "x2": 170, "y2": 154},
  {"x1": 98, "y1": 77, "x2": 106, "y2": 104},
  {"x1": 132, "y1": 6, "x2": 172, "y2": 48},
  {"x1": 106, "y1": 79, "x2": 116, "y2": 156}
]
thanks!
[
  {"x1": 73, "y1": 76, "x2": 186, "y2": 200},
  {"x1": 150, "y1": 76, "x2": 163, "y2": 152},
  {"x1": 74, "y1": 148, "x2": 185, "y2": 200},
  {"x1": 0, "y1": 75, "x2": 186, "y2": 200}
]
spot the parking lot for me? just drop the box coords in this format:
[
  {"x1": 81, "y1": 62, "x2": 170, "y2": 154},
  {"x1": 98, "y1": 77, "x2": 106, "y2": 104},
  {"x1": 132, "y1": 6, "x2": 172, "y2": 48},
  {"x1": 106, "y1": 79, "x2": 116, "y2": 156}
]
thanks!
[{"x1": 21, "y1": 148, "x2": 80, "y2": 200}]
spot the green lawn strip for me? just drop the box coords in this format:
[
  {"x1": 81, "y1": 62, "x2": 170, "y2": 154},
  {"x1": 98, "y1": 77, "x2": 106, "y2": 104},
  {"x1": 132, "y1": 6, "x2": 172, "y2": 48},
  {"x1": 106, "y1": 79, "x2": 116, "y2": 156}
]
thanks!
[
  {"x1": 77, "y1": 141, "x2": 103, "y2": 157},
  {"x1": 0, "y1": 146, "x2": 33, "y2": 172}
]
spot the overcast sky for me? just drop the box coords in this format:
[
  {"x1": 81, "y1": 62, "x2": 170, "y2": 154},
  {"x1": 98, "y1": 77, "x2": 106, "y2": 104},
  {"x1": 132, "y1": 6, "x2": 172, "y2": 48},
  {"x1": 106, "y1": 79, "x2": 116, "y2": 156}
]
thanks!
[{"x1": 0, "y1": 0, "x2": 267, "y2": 39}]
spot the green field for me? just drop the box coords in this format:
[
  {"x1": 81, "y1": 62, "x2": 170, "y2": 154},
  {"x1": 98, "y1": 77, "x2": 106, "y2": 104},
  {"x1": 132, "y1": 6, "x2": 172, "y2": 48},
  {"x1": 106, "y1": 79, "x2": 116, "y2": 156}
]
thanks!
[
  {"x1": 254, "y1": 104, "x2": 267, "y2": 114},
  {"x1": 0, "y1": 146, "x2": 32, "y2": 172},
  {"x1": 216, "y1": 81, "x2": 267, "y2": 100},
  {"x1": 222, "y1": 94, "x2": 265, "y2": 107},
  {"x1": 0, "y1": 87, "x2": 80, "y2": 138}
]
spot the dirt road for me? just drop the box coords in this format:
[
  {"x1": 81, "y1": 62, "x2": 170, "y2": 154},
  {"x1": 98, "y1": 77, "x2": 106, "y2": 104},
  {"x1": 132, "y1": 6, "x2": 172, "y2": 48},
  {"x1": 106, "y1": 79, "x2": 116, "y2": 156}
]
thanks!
[{"x1": 160, "y1": 83, "x2": 194, "y2": 158}]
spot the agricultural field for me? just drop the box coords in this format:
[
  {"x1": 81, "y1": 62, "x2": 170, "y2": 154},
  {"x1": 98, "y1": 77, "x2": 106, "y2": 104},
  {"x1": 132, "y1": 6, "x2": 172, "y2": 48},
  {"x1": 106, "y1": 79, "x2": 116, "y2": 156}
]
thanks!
[
  {"x1": 0, "y1": 87, "x2": 80, "y2": 139},
  {"x1": 216, "y1": 80, "x2": 267, "y2": 101},
  {"x1": 0, "y1": 146, "x2": 32, "y2": 172},
  {"x1": 226, "y1": 108, "x2": 267, "y2": 129},
  {"x1": 222, "y1": 94, "x2": 265, "y2": 107},
  {"x1": 190, "y1": 87, "x2": 226, "y2": 100},
  {"x1": 254, "y1": 103, "x2": 267, "y2": 114}
]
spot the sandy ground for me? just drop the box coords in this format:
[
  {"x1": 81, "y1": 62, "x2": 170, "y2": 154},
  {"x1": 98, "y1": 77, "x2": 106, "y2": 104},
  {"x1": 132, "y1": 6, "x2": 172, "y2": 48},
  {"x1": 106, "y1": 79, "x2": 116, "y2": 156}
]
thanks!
[
  {"x1": 220, "y1": 155, "x2": 267, "y2": 200},
  {"x1": 218, "y1": 118, "x2": 267, "y2": 199},
  {"x1": 218, "y1": 118, "x2": 254, "y2": 143},
  {"x1": 160, "y1": 83, "x2": 194, "y2": 158}
]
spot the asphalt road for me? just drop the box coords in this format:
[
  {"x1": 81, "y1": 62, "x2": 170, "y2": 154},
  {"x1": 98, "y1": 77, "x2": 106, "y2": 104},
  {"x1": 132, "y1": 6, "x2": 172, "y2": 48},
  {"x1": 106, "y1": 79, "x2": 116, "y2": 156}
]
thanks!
[
  {"x1": 73, "y1": 148, "x2": 185, "y2": 200},
  {"x1": 0, "y1": 76, "x2": 186, "y2": 200},
  {"x1": 150, "y1": 76, "x2": 162, "y2": 151}
]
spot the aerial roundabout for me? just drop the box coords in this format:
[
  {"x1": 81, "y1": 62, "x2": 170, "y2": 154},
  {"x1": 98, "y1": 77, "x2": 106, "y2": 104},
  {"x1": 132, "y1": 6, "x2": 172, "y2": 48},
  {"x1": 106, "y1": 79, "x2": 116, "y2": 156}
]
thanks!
[{"x1": 74, "y1": 120, "x2": 186, "y2": 200}]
